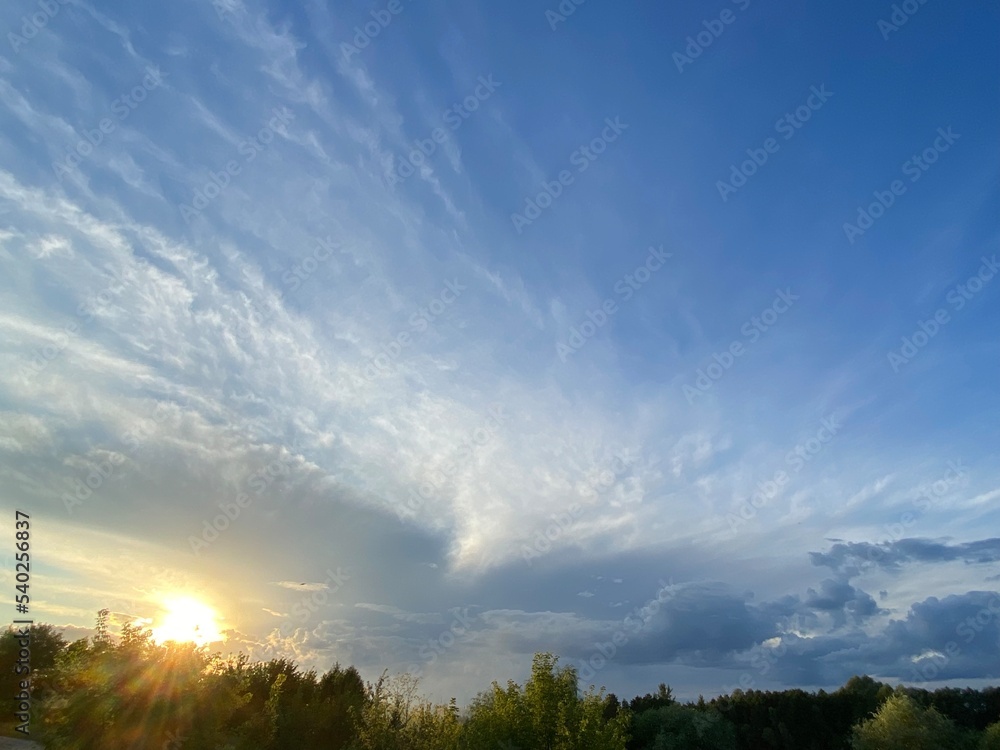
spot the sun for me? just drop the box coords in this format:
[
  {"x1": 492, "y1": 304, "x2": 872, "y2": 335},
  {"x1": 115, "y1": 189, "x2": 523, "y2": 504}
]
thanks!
[{"x1": 151, "y1": 596, "x2": 224, "y2": 646}]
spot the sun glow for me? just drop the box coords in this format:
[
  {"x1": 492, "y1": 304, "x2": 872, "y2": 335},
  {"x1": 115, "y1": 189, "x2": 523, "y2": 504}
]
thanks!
[{"x1": 151, "y1": 596, "x2": 224, "y2": 646}]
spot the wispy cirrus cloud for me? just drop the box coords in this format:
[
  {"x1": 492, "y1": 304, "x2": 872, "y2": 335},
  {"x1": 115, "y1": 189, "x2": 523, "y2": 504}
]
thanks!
[{"x1": 0, "y1": 0, "x2": 997, "y2": 707}]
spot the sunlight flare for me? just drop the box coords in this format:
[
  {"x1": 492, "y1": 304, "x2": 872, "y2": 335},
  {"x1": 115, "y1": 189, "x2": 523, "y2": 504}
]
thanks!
[{"x1": 151, "y1": 596, "x2": 224, "y2": 646}]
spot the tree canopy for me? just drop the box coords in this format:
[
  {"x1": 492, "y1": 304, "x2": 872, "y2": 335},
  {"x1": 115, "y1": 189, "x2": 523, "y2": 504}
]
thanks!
[{"x1": 3, "y1": 616, "x2": 999, "y2": 750}]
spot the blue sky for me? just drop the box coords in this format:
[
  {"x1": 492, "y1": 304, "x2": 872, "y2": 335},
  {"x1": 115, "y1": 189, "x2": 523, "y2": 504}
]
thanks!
[{"x1": 1, "y1": 0, "x2": 998, "y2": 704}]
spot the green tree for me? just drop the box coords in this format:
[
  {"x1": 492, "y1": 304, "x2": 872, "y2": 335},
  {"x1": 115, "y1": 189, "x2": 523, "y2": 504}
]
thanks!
[
  {"x1": 981, "y1": 722, "x2": 1000, "y2": 750},
  {"x1": 463, "y1": 652, "x2": 629, "y2": 750},
  {"x1": 0, "y1": 622, "x2": 67, "y2": 712},
  {"x1": 352, "y1": 670, "x2": 414, "y2": 750},
  {"x1": 628, "y1": 683, "x2": 676, "y2": 714},
  {"x1": 852, "y1": 692, "x2": 968, "y2": 750},
  {"x1": 314, "y1": 663, "x2": 366, "y2": 749},
  {"x1": 38, "y1": 612, "x2": 245, "y2": 749},
  {"x1": 400, "y1": 699, "x2": 462, "y2": 750},
  {"x1": 0, "y1": 622, "x2": 67, "y2": 670},
  {"x1": 350, "y1": 670, "x2": 462, "y2": 750},
  {"x1": 630, "y1": 704, "x2": 736, "y2": 750}
]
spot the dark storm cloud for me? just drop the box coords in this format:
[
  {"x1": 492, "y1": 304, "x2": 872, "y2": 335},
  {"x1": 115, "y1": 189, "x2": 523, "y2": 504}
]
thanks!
[
  {"x1": 802, "y1": 579, "x2": 880, "y2": 625},
  {"x1": 619, "y1": 577, "x2": 881, "y2": 669},
  {"x1": 493, "y1": 541, "x2": 1000, "y2": 694},
  {"x1": 253, "y1": 534, "x2": 999, "y2": 696},
  {"x1": 810, "y1": 538, "x2": 1000, "y2": 576},
  {"x1": 734, "y1": 590, "x2": 1000, "y2": 688},
  {"x1": 616, "y1": 582, "x2": 778, "y2": 664}
]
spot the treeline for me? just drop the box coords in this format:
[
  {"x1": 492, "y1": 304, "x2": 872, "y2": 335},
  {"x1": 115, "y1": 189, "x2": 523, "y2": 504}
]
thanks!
[{"x1": 3, "y1": 616, "x2": 1000, "y2": 749}]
